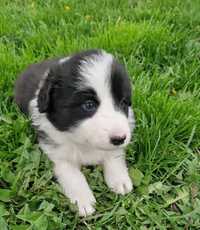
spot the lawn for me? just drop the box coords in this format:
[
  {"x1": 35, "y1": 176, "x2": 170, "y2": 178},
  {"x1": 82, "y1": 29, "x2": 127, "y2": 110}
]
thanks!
[{"x1": 0, "y1": 0, "x2": 200, "y2": 229}]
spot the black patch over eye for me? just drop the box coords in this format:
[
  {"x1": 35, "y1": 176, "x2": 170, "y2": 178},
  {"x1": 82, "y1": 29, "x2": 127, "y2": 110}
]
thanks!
[
  {"x1": 81, "y1": 99, "x2": 98, "y2": 113},
  {"x1": 110, "y1": 59, "x2": 132, "y2": 117}
]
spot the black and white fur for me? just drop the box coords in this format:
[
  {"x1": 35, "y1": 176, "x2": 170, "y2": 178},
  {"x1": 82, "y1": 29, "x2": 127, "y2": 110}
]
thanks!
[{"x1": 15, "y1": 49, "x2": 135, "y2": 216}]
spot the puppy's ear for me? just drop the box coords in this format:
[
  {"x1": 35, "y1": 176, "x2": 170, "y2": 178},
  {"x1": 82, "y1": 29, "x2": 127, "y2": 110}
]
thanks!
[{"x1": 38, "y1": 71, "x2": 54, "y2": 113}]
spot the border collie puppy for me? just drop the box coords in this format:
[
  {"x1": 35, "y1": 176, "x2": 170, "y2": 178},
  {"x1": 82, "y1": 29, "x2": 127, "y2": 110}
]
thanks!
[{"x1": 14, "y1": 49, "x2": 135, "y2": 216}]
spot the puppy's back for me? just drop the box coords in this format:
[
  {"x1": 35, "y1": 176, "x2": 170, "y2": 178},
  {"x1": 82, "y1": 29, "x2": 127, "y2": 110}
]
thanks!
[{"x1": 14, "y1": 58, "x2": 59, "y2": 115}]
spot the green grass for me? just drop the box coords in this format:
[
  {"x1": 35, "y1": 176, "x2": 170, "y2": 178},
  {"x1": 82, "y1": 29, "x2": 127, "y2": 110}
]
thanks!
[{"x1": 0, "y1": 0, "x2": 200, "y2": 229}]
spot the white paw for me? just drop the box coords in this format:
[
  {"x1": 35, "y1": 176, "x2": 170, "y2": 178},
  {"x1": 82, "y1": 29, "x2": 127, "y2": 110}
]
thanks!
[
  {"x1": 77, "y1": 201, "x2": 95, "y2": 217},
  {"x1": 106, "y1": 174, "x2": 133, "y2": 195},
  {"x1": 70, "y1": 192, "x2": 96, "y2": 217}
]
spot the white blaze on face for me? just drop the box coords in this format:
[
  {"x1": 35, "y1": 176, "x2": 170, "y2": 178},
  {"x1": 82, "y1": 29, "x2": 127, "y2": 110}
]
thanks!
[{"x1": 69, "y1": 51, "x2": 132, "y2": 150}]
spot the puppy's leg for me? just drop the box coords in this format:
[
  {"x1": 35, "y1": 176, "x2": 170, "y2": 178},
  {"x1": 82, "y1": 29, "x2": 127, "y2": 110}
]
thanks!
[
  {"x1": 103, "y1": 153, "x2": 133, "y2": 195},
  {"x1": 54, "y1": 161, "x2": 96, "y2": 217}
]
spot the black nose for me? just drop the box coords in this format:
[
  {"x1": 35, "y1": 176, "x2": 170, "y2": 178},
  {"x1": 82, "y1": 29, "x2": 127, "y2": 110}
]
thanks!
[{"x1": 110, "y1": 135, "x2": 126, "y2": 146}]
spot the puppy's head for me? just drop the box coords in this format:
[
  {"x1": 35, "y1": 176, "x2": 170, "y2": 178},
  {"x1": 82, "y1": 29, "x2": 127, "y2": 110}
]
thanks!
[{"x1": 38, "y1": 49, "x2": 134, "y2": 151}]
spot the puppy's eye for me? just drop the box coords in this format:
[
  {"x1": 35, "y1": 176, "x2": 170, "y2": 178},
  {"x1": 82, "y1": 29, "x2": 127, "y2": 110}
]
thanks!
[
  {"x1": 81, "y1": 100, "x2": 97, "y2": 112},
  {"x1": 121, "y1": 98, "x2": 131, "y2": 107},
  {"x1": 119, "y1": 98, "x2": 131, "y2": 115}
]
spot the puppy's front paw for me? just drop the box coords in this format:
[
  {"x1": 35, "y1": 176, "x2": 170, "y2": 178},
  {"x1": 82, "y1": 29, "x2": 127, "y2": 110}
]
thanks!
[
  {"x1": 71, "y1": 192, "x2": 96, "y2": 217},
  {"x1": 77, "y1": 200, "x2": 95, "y2": 217},
  {"x1": 106, "y1": 174, "x2": 133, "y2": 195}
]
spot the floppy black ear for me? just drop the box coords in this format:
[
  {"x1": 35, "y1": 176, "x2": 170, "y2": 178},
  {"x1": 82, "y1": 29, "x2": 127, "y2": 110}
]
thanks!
[{"x1": 38, "y1": 72, "x2": 54, "y2": 113}]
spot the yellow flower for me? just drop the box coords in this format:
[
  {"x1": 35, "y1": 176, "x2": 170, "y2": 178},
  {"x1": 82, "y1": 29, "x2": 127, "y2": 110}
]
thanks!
[
  {"x1": 64, "y1": 5, "x2": 71, "y2": 11},
  {"x1": 31, "y1": 2, "x2": 35, "y2": 8},
  {"x1": 85, "y1": 15, "x2": 92, "y2": 21},
  {"x1": 171, "y1": 88, "x2": 177, "y2": 96}
]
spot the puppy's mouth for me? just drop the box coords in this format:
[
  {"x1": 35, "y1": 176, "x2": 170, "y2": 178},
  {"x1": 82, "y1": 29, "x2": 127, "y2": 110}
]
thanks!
[{"x1": 96, "y1": 143, "x2": 128, "y2": 152}]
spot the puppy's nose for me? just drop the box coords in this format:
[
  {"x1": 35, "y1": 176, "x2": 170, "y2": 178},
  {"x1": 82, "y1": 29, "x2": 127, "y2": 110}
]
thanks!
[{"x1": 110, "y1": 135, "x2": 126, "y2": 146}]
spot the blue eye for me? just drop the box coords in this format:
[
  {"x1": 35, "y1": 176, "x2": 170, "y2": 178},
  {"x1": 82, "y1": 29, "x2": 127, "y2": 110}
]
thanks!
[{"x1": 81, "y1": 100, "x2": 97, "y2": 112}]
